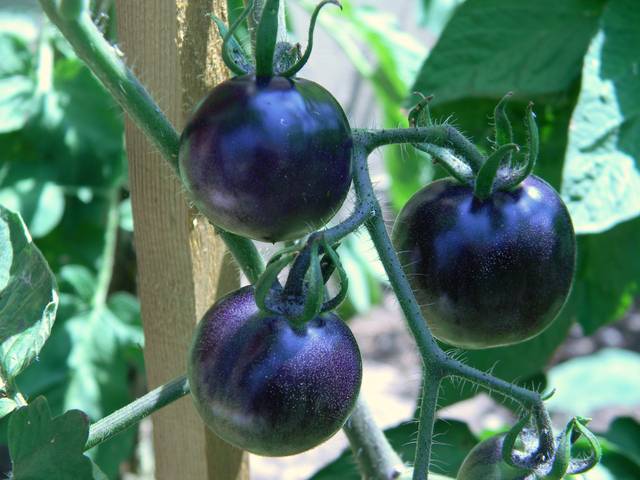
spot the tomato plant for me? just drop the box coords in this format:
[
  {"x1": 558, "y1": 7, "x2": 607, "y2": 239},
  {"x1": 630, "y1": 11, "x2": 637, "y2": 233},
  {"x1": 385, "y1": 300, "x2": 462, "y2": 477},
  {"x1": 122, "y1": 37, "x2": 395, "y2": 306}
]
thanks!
[
  {"x1": 179, "y1": 74, "x2": 353, "y2": 242},
  {"x1": 188, "y1": 286, "x2": 362, "y2": 456},
  {"x1": 393, "y1": 175, "x2": 575, "y2": 349},
  {"x1": 7, "y1": 0, "x2": 638, "y2": 478}
]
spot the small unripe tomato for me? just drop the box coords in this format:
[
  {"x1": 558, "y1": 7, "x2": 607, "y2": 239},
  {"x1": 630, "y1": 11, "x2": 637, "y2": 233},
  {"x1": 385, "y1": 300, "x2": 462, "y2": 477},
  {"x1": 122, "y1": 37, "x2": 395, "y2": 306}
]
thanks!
[{"x1": 187, "y1": 286, "x2": 362, "y2": 456}]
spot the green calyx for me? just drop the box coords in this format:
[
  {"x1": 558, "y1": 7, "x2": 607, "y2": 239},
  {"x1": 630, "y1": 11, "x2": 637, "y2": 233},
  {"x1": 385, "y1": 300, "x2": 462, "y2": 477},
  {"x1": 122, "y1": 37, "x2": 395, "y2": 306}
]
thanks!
[
  {"x1": 212, "y1": 0, "x2": 341, "y2": 78},
  {"x1": 254, "y1": 236, "x2": 348, "y2": 327},
  {"x1": 498, "y1": 415, "x2": 601, "y2": 479},
  {"x1": 408, "y1": 93, "x2": 540, "y2": 200}
]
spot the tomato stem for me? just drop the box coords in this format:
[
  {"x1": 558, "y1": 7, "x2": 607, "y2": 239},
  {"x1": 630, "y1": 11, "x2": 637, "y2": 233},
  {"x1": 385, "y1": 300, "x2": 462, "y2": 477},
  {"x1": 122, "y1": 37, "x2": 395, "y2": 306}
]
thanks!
[
  {"x1": 343, "y1": 398, "x2": 407, "y2": 479},
  {"x1": 254, "y1": 0, "x2": 281, "y2": 77},
  {"x1": 355, "y1": 126, "x2": 485, "y2": 174},
  {"x1": 85, "y1": 375, "x2": 190, "y2": 451}
]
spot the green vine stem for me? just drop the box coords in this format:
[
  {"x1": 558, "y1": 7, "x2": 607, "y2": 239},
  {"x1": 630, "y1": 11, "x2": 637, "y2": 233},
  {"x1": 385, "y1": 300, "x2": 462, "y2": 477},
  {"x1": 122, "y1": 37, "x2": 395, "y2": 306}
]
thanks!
[
  {"x1": 85, "y1": 375, "x2": 190, "y2": 451},
  {"x1": 343, "y1": 398, "x2": 406, "y2": 480},
  {"x1": 356, "y1": 127, "x2": 485, "y2": 173}
]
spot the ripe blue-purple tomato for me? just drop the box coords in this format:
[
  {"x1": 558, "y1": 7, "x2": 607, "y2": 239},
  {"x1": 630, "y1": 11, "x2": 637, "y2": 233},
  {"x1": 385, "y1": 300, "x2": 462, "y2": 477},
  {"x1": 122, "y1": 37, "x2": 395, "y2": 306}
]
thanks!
[
  {"x1": 392, "y1": 175, "x2": 576, "y2": 349},
  {"x1": 179, "y1": 74, "x2": 353, "y2": 243},
  {"x1": 187, "y1": 286, "x2": 362, "y2": 456}
]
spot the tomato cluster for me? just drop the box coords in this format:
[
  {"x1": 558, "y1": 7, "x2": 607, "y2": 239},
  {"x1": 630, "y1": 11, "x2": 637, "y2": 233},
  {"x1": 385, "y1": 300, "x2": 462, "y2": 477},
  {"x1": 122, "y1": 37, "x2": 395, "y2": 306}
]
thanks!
[{"x1": 179, "y1": 0, "x2": 579, "y2": 462}]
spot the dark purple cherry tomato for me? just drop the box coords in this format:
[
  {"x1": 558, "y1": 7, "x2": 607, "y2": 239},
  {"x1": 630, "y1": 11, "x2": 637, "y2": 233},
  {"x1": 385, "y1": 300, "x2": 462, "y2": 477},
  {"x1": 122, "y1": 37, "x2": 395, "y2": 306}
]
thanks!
[
  {"x1": 187, "y1": 286, "x2": 362, "y2": 456},
  {"x1": 392, "y1": 175, "x2": 575, "y2": 349},
  {"x1": 179, "y1": 74, "x2": 353, "y2": 243}
]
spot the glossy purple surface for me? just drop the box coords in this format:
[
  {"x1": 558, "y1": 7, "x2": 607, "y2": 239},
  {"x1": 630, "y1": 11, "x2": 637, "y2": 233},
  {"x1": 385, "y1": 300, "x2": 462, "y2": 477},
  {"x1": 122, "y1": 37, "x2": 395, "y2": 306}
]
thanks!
[
  {"x1": 179, "y1": 75, "x2": 353, "y2": 242},
  {"x1": 188, "y1": 286, "x2": 362, "y2": 456},
  {"x1": 393, "y1": 176, "x2": 576, "y2": 349}
]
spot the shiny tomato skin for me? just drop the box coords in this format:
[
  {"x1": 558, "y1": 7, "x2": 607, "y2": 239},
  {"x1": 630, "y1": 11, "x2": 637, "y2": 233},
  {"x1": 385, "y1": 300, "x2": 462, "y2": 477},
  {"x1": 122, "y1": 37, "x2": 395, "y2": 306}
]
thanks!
[
  {"x1": 179, "y1": 74, "x2": 353, "y2": 243},
  {"x1": 187, "y1": 286, "x2": 362, "y2": 456},
  {"x1": 392, "y1": 175, "x2": 576, "y2": 349}
]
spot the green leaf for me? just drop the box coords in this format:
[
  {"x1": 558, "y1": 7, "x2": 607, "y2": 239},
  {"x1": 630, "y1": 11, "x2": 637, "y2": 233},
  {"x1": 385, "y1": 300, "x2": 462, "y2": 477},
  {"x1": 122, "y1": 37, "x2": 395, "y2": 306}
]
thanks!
[
  {"x1": 310, "y1": 418, "x2": 476, "y2": 479},
  {"x1": 0, "y1": 176, "x2": 65, "y2": 238},
  {"x1": 58, "y1": 265, "x2": 97, "y2": 303},
  {"x1": 546, "y1": 349, "x2": 640, "y2": 417},
  {"x1": 419, "y1": 0, "x2": 465, "y2": 35},
  {"x1": 603, "y1": 417, "x2": 640, "y2": 466},
  {"x1": 0, "y1": 33, "x2": 37, "y2": 133},
  {"x1": 411, "y1": 0, "x2": 603, "y2": 104},
  {"x1": 17, "y1": 288, "x2": 142, "y2": 476},
  {"x1": 0, "y1": 397, "x2": 17, "y2": 418},
  {"x1": 8, "y1": 396, "x2": 105, "y2": 479},
  {"x1": 38, "y1": 58, "x2": 125, "y2": 188},
  {"x1": 0, "y1": 205, "x2": 58, "y2": 380},
  {"x1": 561, "y1": 0, "x2": 640, "y2": 234},
  {"x1": 571, "y1": 216, "x2": 640, "y2": 334}
]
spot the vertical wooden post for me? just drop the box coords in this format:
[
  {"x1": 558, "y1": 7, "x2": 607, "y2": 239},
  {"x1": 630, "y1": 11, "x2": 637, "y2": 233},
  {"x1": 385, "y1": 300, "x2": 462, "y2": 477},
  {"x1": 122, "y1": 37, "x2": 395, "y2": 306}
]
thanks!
[{"x1": 116, "y1": 2, "x2": 249, "y2": 479}]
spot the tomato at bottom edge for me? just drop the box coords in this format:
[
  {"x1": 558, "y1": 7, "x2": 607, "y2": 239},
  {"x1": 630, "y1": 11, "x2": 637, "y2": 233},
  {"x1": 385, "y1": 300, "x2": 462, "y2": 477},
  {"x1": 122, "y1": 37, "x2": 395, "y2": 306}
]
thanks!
[{"x1": 187, "y1": 286, "x2": 362, "y2": 456}]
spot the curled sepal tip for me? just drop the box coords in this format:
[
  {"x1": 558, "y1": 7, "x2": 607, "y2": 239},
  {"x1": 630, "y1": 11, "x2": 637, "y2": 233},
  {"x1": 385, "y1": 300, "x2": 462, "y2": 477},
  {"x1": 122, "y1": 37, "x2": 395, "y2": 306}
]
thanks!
[
  {"x1": 220, "y1": 0, "x2": 256, "y2": 76},
  {"x1": 544, "y1": 419, "x2": 576, "y2": 479},
  {"x1": 279, "y1": 1, "x2": 342, "y2": 77},
  {"x1": 497, "y1": 102, "x2": 539, "y2": 191},
  {"x1": 501, "y1": 414, "x2": 531, "y2": 468},
  {"x1": 408, "y1": 92, "x2": 434, "y2": 128},
  {"x1": 540, "y1": 388, "x2": 556, "y2": 401},
  {"x1": 474, "y1": 143, "x2": 520, "y2": 199},
  {"x1": 211, "y1": 14, "x2": 253, "y2": 75},
  {"x1": 493, "y1": 92, "x2": 514, "y2": 150},
  {"x1": 291, "y1": 243, "x2": 324, "y2": 325},
  {"x1": 254, "y1": 246, "x2": 299, "y2": 314},
  {"x1": 566, "y1": 418, "x2": 602, "y2": 475},
  {"x1": 318, "y1": 238, "x2": 349, "y2": 312}
]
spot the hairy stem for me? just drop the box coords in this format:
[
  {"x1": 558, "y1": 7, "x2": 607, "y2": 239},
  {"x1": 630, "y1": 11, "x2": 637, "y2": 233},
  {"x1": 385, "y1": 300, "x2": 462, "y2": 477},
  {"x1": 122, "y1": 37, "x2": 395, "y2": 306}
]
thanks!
[
  {"x1": 85, "y1": 375, "x2": 190, "y2": 451},
  {"x1": 355, "y1": 127, "x2": 485, "y2": 172},
  {"x1": 413, "y1": 372, "x2": 442, "y2": 478},
  {"x1": 343, "y1": 398, "x2": 406, "y2": 480}
]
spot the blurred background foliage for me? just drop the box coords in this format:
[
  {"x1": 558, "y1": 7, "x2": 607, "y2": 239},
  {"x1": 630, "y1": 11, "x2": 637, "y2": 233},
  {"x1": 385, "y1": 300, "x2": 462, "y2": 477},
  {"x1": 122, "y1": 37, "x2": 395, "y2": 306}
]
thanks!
[{"x1": 0, "y1": 0, "x2": 638, "y2": 478}]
